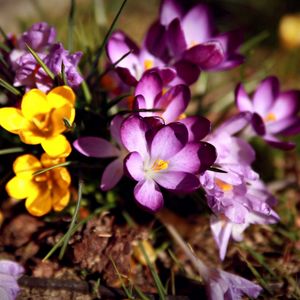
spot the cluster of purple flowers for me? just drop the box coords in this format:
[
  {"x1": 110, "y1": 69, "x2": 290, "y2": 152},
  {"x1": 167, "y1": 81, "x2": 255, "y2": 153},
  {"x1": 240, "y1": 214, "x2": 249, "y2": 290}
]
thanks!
[
  {"x1": 2, "y1": 0, "x2": 300, "y2": 299},
  {"x1": 74, "y1": 0, "x2": 300, "y2": 268},
  {"x1": 7, "y1": 22, "x2": 83, "y2": 92}
]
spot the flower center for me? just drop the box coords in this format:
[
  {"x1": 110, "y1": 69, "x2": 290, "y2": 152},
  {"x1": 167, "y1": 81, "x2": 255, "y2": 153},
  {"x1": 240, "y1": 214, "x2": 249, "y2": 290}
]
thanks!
[
  {"x1": 264, "y1": 112, "x2": 277, "y2": 122},
  {"x1": 144, "y1": 59, "x2": 154, "y2": 70},
  {"x1": 215, "y1": 178, "x2": 233, "y2": 192},
  {"x1": 151, "y1": 159, "x2": 169, "y2": 172}
]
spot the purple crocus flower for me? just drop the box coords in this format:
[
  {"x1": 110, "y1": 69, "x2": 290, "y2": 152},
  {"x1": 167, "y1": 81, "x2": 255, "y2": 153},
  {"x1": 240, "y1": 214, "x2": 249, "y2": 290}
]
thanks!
[
  {"x1": 120, "y1": 115, "x2": 216, "y2": 212},
  {"x1": 205, "y1": 267, "x2": 262, "y2": 300},
  {"x1": 9, "y1": 22, "x2": 56, "y2": 68},
  {"x1": 236, "y1": 76, "x2": 300, "y2": 150},
  {"x1": 18, "y1": 22, "x2": 56, "y2": 52},
  {"x1": 134, "y1": 71, "x2": 190, "y2": 123},
  {"x1": 106, "y1": 31, "x2": 176, "y2": 86},
  {"x1": 145, "y1": 0, "x2": 244, "y2": 84},
  {"x1": 73, "y1": 115, "x2": 127, "y2": 191},
  {"x1": 201, "y1": 116, "x2": 279, "y2": 259},
  {"x1": 0, "y1": 260, "x2": 24, "y2": 300},
  {"x1": 13, "y1": 43, "x2": 83, "y2": 92}
]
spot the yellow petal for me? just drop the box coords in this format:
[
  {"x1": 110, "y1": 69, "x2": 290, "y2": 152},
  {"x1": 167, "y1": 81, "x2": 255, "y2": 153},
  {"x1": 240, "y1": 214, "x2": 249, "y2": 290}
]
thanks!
[
  {"x1": 47, "y1": 86, "x2": 76, "y2": 107},
  {"x1": 52, "y1": 167, "x2": 71, "y2": 189},
  {"x1": 52, "y1": 189, "x2": 70, "y2": 212},
  {"x1": 6, "y1": 176, "x2": 33, "y2": 199},
  {"x1": 19, "y1": 127, "x2": 45, "y2": 145},
  {"x1": 21, "y1": 89, "x2": 51, "y2": 120},
  {"x1": 0, "y1": 107, "x2": 29, "y2": 133},
  {"x1": 41, "y1": 134, "x2": 72, "y2": 157},
  {"x1": 49, "y1": 104, "x2": 75, "y2": 136},
  {"x1": 41, "y1": 152, "x2": 65, "y2": 168},
  {"x1": 25, "y1": 187, "x2": 52, "y2": 217},
  {"x1": 13, "y1": 154, "x2": 42, "y2": 178}
]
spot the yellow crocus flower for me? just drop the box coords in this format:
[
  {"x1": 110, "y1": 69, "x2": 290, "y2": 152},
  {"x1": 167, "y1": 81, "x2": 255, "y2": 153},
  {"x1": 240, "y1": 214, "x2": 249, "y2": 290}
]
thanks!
[
  {"x1": 0, "y1": 86, "x2": 75, "y2": 157},
  {"x1": 6, "y1": 153, "x2": 71, "y2": 217}
]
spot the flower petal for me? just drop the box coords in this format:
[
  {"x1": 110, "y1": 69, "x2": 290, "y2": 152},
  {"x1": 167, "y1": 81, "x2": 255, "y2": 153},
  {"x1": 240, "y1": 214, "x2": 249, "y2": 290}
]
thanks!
[
  {"x1": 183, "y1": 42, "x2": 224, "y2": 70},
  {"x1": 135, "y1": 72, "x2": 162, "y2": 108},
  {"x1": 121, "y1": 115, "x2": 148, "y2": 157},
  {"x1": 179, "y1": 116, "x2": 211, "y2": 141},
  {"x1": 173, "y1": 59, "x2": 201, "y2": 85},
  {"x1": 52, "y1": 188, "x2": 70, "y2": 212},
  {"x1": 251, "y1": 112, "x2": 266, "y2": 135},
  {"x1": 6, "y1": 177, "x2": 32, "y2": 199},
  {"x1": 101, "y1": 158, "x2": 124, "y2": 191},
  {"x1": 156, "y1": 84, "x2": 190, "y2": 123},
  {"x1": 182, "y1": 4, "x2": 213, "y2": 45},
  {"x1": 21, "y1": 89, "x2": 50, "y2": 120},
  {"x1": 13, "y1": 154, "x2": 42, "y2": 178},
  {"x1": 168, "y1": 142, "x2": 202, "y2": 173},
  {"x1": 253, "y1": 76, "x2": 279, "y2": 115},
  {"x1": 73, "y1": 137, "x2": 120, "y2": 158},
  {"x1": 155, "y1": 171, "x2": 200, "y2": 192},
  {"x1": 134, "y1": 179, "x2": 164, "y2": 212},
  {"x1": 47, "y1": 85, "x2": 76, "y2": 106},
  {"x1": 167, "y1": 18, "x2": 187, "y2": 57},
  {"x1": 25, "y1": 187, "x2": 52, "y2": 216},
  {"x1": 41, "y1": 134, "x2": 72, "y2": 157},
  {"x1": 235, "y1": 83, "x2": 253, "y2": 112},
  {"x1": 150, "y1": 123, "x2": 188, "y2": 160},
  {"x1": 160, "y1": 0, "x2": 182, "y2": 25},
  {"x1": 0, "y1": 108, "x2": 29, "y2": 133},
  {"x1": 124, "y1": 151, "x2": 144, "y2": 181}
]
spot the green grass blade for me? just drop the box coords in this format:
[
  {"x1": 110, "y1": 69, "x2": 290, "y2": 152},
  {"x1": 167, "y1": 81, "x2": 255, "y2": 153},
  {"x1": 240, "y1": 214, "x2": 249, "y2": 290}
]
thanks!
[
  {"x1": 0, "y1": 78, "x2": 21, "y2": 96},
  {"x1": 81, "y1": 79, "x2": 92, "y2": 104},
  {"x1": 90, "y1": 0, "x2": 127, "y2": 75},
  {"x1": 138, "y1": 241, "x2": 166, "y2": 300},
  {"x1": 0, "y1": 147, "x2": 24, "y2": 155},
  {"x1": 134, "y1": 286, "x2": 150, "y2": 300},
  {"x1": 240, "y1": 30, "x2": 269, "y2": 54},
  {"x1": 43, "y1": 204, "x2": 114, "y2": 261},
  {"x1": 33, "y1": 161, "x2": 72, "y2": 176},
  {"x1": 109, "y1": 256, "x2": 134, "y2": 299},
  {"x1": 68, "y1": 0, "x2": 76, "y2": 52},
  {"x1": 26, "y1": 44, "x2": 55, "y2": 80},
  {"x1": 59, "y1": 179, "x2": 84, "y2": 259}
]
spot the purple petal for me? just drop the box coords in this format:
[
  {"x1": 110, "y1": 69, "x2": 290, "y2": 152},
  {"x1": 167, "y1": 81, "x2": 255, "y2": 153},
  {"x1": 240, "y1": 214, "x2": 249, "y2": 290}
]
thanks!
[
  {"x1": 150, "y1": 123, "x2": 188, "y2": 160},
  {"x1": 253, "y1": 76, "x2": 279, "y2": 115},
  {"x1": 183, "y1": 42, "x2": 224, "y2": 70},
  {"x1": 167, "y1": 18, "x2": 187, "y2": 57},
  {"x1": 235, "y1": 83, "x2": 253, "y2": 112},
  {"x1": 100, "y1": 158, "x2": 124, "y2": 191},
  {"x1": 179, "y1": 116, "x2": 211, "y2": 141},
  {"x1": 214, "y1": 30, "x2": 243, "y2": 55},
  {"x1": 168, "y1": 142, "x2": 202, "y2": 173},
  {"x1": 270, "y1": 91, "x2": 300, "y2": 119},
  {"x1": 155, "y1": 67, "x2": 177, "y2": 85},
  {"x1": 124, "y1": 152, "x2": 145, "y2": 181},
  {"x1": 155, "y1": 171, "x2": 200, "y2": 192},
  {"x1": 156, "y1": 84, "x2": 190, "y2": 123},
  {"x1": 267, "y1": 116, "x2": 299, "y2": 134},
  {"x1": 173, "y1": 59, "x2": 201, "y2": 85},
  {"x1": 210, "y1": 216, "x2": 233, "y2": 260},
  {"x1": 221, "y1": 270, "x2": 263, "y2": 299},
  {"x1": 115, "y1": 67, "x2": 138, "y2": 86},
  {"x1": 144, "y1": 22, "x2": 169, "y2": 59},
  {"x1": 263, "y1": 134, "x2": 295, "y2": 150},
  {"x1": 135, "y1": 72, "x2": 163, "y2": 107},
  {"x1": 134, "y1": 179, "x2": 164, "y2": 212},
  {"x1": 198, "y1": 142, "x2": 217, "y2": 173},
  {"x1": 106, "y1": 31, "x2": 139, "y2": 66},
  {"x1": 110, "y1": 114, "x2": 125, "y2": 146},
  {"x1": 251, "y1": 113, "x2": 266, "y2": 135},
  {"x1": 213, "y1": 54, "x2": 244, "y2": 71},
  {"x1": 181, "y1": 4, "x2": 214, "y2": 45},
  {"x1": 73, "y1": 137, "x2": 120, "y2": 158},
  {"x1": 160, "y1": 0, "x2": 182, "y2": 26},
  {"x1": 0, "y1": 260, "x2": 24, "y2": 277},
  {"x1": 121, "y1": 115, "x2": 149, "y2": 157},
  {"x1": 216, "y1": 112, "x2": 252, "y2": 136},
  {"x1": 280, "y1": 118, "x2": 300, "y2": 135}
]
